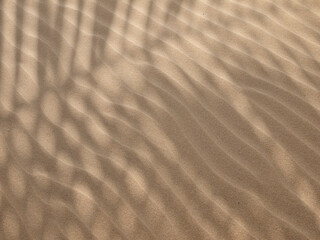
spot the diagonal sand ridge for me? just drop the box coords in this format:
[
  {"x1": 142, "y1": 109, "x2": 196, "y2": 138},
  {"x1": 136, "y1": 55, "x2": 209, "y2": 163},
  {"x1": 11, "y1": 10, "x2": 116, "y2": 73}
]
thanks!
[{"x1": 1, "y1": 0, "x2": 320, "y2": 239}]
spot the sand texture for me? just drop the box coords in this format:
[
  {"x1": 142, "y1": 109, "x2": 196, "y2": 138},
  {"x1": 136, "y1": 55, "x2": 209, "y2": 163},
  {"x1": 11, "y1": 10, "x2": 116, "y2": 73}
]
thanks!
[{"x1": 1, "y1": 0, "x2": 320, "y2": 239}]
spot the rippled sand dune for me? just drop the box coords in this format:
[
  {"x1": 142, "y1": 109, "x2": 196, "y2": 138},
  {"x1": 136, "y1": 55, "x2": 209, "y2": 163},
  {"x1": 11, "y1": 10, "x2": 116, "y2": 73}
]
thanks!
[{"x1": 1, "y1": 0, "x2": 320, "y2": 239}]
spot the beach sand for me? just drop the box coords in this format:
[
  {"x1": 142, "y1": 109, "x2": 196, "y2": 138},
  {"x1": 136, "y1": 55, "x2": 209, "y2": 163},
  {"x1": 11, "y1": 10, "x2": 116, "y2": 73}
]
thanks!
[{"x1": 1, "y1": 0, "x2": 320, "y2": 239}]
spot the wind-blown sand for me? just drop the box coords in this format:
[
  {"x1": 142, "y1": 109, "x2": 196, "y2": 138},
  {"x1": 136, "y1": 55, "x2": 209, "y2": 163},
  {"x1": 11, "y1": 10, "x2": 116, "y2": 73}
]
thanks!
[{"x1": 1, "y1": 0, "x2": 320, "y2": 239}]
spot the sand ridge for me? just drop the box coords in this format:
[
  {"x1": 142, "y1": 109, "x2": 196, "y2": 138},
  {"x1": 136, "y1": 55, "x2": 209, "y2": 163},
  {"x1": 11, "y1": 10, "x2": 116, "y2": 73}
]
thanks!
[{"x1": 1, "y1": 0, "x2": 320, "y2": 239}]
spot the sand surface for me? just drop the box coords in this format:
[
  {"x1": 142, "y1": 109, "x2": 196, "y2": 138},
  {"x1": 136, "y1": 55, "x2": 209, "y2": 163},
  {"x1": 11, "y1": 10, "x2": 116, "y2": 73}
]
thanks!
[{"x1": 1, "y1": 0, "x2": 320, "y2": 239}]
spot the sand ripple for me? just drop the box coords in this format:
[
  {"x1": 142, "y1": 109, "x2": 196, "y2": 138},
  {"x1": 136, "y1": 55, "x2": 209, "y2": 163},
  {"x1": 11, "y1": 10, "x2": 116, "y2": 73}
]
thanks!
[{"x1": 1, "y1": 0, "x2": 320, "y2": 239}]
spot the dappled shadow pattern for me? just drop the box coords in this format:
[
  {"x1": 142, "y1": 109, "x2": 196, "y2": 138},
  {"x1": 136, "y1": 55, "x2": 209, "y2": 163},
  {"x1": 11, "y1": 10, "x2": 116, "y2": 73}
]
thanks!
[{"x1": 1, "y1": 0, "x2": 320, "y2": 239}]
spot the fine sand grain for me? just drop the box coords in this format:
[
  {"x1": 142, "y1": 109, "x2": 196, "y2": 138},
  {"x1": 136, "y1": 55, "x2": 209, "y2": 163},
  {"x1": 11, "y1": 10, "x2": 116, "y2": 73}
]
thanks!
[{"x1": 1, "y1": 0, "x2": 320, "y2": 239}]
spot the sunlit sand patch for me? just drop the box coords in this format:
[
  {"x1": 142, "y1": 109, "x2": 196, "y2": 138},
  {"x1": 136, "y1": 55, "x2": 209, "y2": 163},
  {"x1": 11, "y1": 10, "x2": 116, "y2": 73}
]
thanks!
[
  {"x1": 94, "y1": 65, "x2": 122, "y2": 96},
  {"x1": 41, "y1": 91, "x2": 62, "y2": 125},
  {"x1": 297, "y1": 179, "x2": 320, "y2": 214},
  {"x1": 11, "y1": 127, "x2": 32, "y2": 166},
  {"x1": 0, "y1": 66, "x2": 15, "y2": 115},
  {"x1": 61, "y1": 120, "x2": 82, "y2": 148},
  {"x1": 272, "y1": 143, "x2": 296, "y2": 177},
  {"x1": 0, "y1": 131, "x2": 8, "y2": 167},
  {"x1": 32, "y1": 169, "x2": 52, "y2": 191},
  {"x1": 125, "y1": 167, "x2": 148, "y2": 203},
  {"x1": 80, "y1": 149, "x2": 104, "y2": 179},
  {"x1": 74, "y1": 183, "x2": 96, "y2": 222},
  {"x1": 84, "y1": 114, "x2": 110, "y2": 148},
  {"x1": 56, "y1": 151, "x2": 76, "y2": 182},
  {"x1": 36, "y1": 121, "x2": 56, "y2": 156},
  {"x1": 16, "y1": 107, "x2": 37, "y2": 132},
  {"x1": 117, "y1": 202, "x2": 139, "y2": 236}
]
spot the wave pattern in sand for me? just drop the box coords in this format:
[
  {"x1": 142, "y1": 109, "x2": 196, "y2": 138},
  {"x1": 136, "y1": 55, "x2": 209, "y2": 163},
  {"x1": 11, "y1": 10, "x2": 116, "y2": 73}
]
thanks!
[{"x1": 1, "y1": 0, "x2": 320, "y2": 239}]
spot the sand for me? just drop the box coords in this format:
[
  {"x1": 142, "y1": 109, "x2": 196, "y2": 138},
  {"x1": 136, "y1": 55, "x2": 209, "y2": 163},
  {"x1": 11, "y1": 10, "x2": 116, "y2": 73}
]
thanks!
[{"x1": 1, "y1": 0, "x2": 320, "y2": 239}]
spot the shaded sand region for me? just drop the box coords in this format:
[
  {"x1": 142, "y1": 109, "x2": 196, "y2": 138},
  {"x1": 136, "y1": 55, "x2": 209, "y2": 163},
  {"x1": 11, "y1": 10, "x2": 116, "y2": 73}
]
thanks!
[{"x1": 1, "y1": 0, "x2": 320, "y2": 239}]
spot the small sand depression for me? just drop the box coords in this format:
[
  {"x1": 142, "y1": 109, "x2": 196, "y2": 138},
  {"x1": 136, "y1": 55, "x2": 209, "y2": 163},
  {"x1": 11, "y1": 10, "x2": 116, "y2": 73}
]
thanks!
[{"x1": 1, "y1": 0, "x2": 320, "y2": 239}]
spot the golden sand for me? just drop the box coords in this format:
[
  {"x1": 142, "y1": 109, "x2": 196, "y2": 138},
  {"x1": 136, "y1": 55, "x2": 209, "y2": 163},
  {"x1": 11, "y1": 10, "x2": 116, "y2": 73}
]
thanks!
[{"x1": 1, "y1": 0, "x2": 320, "y2": 239}]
